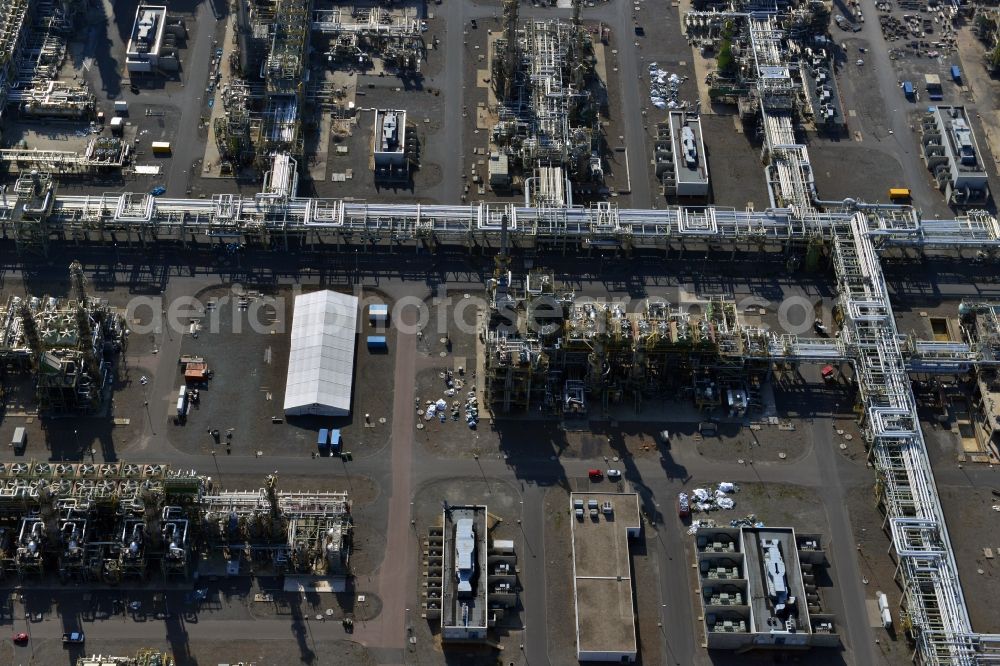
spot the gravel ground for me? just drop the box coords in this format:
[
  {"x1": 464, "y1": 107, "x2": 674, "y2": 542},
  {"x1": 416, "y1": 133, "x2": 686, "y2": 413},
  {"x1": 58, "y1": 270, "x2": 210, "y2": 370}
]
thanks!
[
  {"x1": 846, "y1": 482, "x2": 915, "y2": 666},
  {"x1": 689, "y1": 422, "x2": 810, "y2": 465},
  {"x1": 807, "y1": 140, "x2": 912, "y2": 205},
  {"x1": 697, "y1": 114, "x2": 772, "y2": 210},
  {"x1": 419, "y1": 415, "x2": 683, "y2": 462},
  {"x1": 936, "y1": 484, "x2": 1000, "y2": 635},
  {"x1": 165, "y1": 284, "x2": 394, "y2": 462},
  {"x1": 19, "y1": 637, "x2": 374, "y2": 666}
]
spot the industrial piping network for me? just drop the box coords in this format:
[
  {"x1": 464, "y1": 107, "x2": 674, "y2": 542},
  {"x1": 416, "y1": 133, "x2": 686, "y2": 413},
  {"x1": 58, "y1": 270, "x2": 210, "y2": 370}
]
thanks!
[{"x1": 0, "y1": 9, "x2": 997, "y2": 666}]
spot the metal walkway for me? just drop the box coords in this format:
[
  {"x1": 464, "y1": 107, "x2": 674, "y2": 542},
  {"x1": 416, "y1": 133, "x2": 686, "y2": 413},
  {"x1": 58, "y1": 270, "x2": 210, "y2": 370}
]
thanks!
[{"x1": 836, "y1": 212, "x2": 1000, "y2": 663}]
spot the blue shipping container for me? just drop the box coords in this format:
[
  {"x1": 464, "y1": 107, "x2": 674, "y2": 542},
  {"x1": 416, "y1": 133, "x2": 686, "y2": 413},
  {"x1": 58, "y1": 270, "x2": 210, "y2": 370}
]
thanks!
[
  {"x1": 903, "y1": 81, "x2": 914, "y2": 98},
  {"x1": 951, "y1": 65, "x2": 961, "y2": 82},
  {"x1": 367, "y1": 335, "x2": 388, "y2": 351},
  {"x1": 317, "y1": 428, "x2": 330, "y2": 453},
  {"x1": 330, "y1": 429, "x2": 342, "y2": 452}
]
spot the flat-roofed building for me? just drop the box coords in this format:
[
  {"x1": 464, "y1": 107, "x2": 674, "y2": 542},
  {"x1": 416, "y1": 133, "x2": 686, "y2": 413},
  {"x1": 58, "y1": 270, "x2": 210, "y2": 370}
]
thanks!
[
  {"x1": 921, "y1": 105, "x2": 990, "y2": 207},
  {"x1": 694, "y1": 526, "x2": 840, "y2": 651},
  {"x1": 657, "y1": 112, "x2": 709, "y2": 198},
  {"x1": 570, "y1": 492, "x2": 641, "y2": 662},
  {"x1": 488, "y1": 152, "x2": 511, "y2": 190},
  {"x1": 668, "y1": 112, "x2": 709, "y2": 197},
  {"x1": 441, "y1": 505, "x2": 489, "y2": 641},
  {"x1": 126, "y1": 6, "x2": 167, "y2": 73},
  {"x1": 373, "y1": 109, "x2": 408, "y2": 182}
]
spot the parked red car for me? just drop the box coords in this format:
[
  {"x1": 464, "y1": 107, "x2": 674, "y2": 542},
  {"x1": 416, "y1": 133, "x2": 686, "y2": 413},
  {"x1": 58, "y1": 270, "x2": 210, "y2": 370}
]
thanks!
[
  {"x1": 13, "y1": 632, "x2": 28, "y2": 644},
  {"x1": 588, "y1": 469, "x2": 603, "y2": 481},
  {"x1": 678, "y1": 492, "x2": 691, "y2": 519}
]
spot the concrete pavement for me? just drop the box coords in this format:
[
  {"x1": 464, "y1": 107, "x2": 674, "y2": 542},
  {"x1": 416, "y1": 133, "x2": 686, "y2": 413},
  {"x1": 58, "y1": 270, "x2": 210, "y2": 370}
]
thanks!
[
  {"x1": 849, "y1": 0, "x2": 939, "y2": 212},
  {"x1": 428, "y1": 0, "x2": 467, "y2": 204},
  {"x1": 163, "y1": 3, "x2": 221, "y2": 196},
  {"x1": 811, "y1": 419, "x2": 878, "y2": 665},
  {"x1": 519, "y1": 482, "x2": 548, "y2": 665},
  {"x1": 361, "y1": 300, "x2": 418, "y2": 664}
]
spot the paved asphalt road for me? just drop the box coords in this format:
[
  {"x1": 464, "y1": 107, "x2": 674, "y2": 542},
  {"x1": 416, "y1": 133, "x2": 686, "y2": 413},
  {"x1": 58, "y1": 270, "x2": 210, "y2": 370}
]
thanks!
[
  {"x1": 519, "y1": 482, "x2": 548, "y2": 665},
  {"x1": 844, "y1": 0, "x2": 937, "y2": 212},
  {"x1": 811, "y1": 417, "x2": 878, "y2": 666},
  {"x1": 373, "y1": 299, "x2": 418, "y2": 665},
  {"x1": 162, "y1": 1, "x2": 221, "y2": 197},
  {"x1": 433, "y1": 1, "x2": 475, "y2": 203}
]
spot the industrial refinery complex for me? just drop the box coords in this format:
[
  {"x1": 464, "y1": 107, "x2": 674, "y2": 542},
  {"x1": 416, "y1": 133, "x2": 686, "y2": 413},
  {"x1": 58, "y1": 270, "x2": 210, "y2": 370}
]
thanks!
[{"x1": 2, "y1": 0, "x2": 1000, "y2": 665}]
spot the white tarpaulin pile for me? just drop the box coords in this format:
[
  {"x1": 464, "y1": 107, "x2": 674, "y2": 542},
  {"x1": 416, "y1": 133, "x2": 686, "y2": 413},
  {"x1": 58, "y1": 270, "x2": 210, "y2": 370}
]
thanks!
[
  {"x1": 648, "y1": 62, "x2": 688, "y2": 109},
  {"x1": 690, "y1": 482, "x2": 740, "y2": 512}
]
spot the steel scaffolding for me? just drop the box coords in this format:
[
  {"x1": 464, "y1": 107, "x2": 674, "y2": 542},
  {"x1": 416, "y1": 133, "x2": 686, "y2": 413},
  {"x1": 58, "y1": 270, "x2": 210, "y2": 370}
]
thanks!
[
  {"x1": 490, "y1": 15, "x2": 597, "y2": 197},
  {"x1": 0, "y1": 0, "x2": 32, "y2": 115},
  {"x1": 832, "y1": 212, "x2": 1000, "y2": 663},
  {"x1": 311, "y1": 8, "x2": 420, "y2": 37}
]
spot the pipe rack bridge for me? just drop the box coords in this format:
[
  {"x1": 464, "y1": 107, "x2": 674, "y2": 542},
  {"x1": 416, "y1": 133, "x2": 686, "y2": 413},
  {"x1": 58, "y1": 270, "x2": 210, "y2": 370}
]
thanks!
[{"x1": 1, "y1": 189, "x2": 999, "y2": 251}]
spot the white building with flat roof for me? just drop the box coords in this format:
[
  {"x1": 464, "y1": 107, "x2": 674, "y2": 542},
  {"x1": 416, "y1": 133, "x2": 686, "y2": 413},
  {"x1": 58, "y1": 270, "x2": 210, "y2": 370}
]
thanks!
[
  {"x1": 667, "y1": 111, "x2": 709, "y2": 197},
  {"x1": 921, "y1": 105, "x2": 990, "y2": 207},
  {"x1": 441, "y1": 505, "x2": 489, "y2": 641},
  {"x1": 373, "y1": 109, "x2": 408, "y2": 181},
  {"x1": 125, "y1": 5, "x2": 174, "y2": 73}
]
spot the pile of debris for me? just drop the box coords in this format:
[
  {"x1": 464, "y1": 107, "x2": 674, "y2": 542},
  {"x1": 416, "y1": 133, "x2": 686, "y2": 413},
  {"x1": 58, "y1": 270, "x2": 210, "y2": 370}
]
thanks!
[
  {"x1": 687, "y1": 518, "x2": 717, "y2": 535},
  {"x1": 729, "y1": 514, "x2": 764, "y2": 528},
  {"x1": 691, "y1": 482, "x2": 739, "y2": 512},
  {"x1": 417, "y1": 368, "x2": 479, "y2": 429},
  {"x1": 648, "y1": 63, "x2": 687, "y2": 110},
  {"x1": 465, "y1": 391, "x2": 479, "y2": 429}
]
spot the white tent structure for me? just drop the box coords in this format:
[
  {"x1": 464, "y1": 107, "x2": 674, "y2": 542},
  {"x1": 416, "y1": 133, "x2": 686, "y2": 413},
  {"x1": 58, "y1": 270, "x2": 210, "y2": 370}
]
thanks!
[{"x1": 283, "y1": 290, "x2": 359, "y2": 416}]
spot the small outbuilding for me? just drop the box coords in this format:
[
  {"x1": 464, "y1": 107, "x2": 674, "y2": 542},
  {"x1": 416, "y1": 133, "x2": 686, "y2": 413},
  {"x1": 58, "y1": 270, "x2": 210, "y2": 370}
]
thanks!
[{"x1": 369, "y1": 303, "x2": 388, "y2": 325}]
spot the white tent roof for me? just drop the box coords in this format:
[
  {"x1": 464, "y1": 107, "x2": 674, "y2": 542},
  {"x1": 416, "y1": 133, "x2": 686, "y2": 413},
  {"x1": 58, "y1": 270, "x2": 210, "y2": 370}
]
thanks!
[{"x1": 283, "y1": 290, "x2": 359, "y2": 416}]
